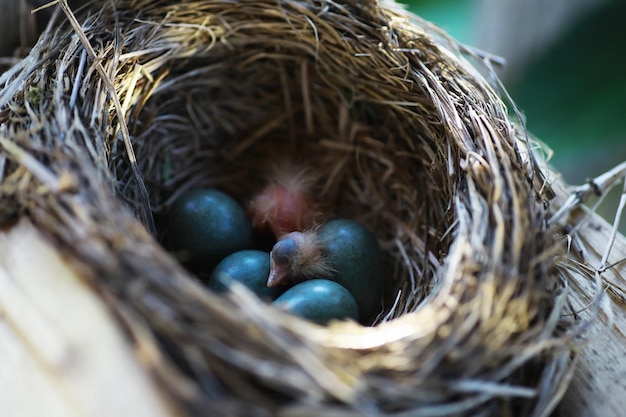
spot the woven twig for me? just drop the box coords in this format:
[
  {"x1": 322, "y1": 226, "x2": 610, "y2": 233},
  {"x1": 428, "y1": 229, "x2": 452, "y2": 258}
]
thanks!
[{"x1": 0, "y1": 1, "x2": 596, "y2": 416}]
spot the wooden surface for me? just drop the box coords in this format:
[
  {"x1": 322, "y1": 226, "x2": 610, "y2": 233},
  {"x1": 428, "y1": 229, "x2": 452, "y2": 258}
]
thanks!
[
  {"x1": 0, "y1": 219, "x2": 177, "y2": 417},
  {"x1": 553, "y1": 182, "x2": 626, "y2": 417}
]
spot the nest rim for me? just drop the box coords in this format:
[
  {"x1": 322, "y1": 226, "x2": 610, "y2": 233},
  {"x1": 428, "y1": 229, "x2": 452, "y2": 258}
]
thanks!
[{"x1": 0, "y1": 1, "x2": 588, "y2": 416}]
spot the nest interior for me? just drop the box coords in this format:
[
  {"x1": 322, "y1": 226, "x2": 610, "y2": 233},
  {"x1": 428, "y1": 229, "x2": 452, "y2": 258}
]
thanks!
[{"x1": 0, "y1": 1, "x2": 582, "y2": 416}]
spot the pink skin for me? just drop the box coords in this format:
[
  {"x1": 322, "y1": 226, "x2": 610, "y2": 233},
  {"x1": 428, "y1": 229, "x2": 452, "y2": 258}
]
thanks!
[
  {"x1": 267, "y1": 231, "x2": 334, "y2": 287},
  {"x1": 247, "y1": 165, "x2": 320, "y2": 239},
  {"x1": 249, "y1": 184, "x2": 315, "y2": 238},
  {"x1": 268, "y1": 253, "x2": 290, "y2": 287}
]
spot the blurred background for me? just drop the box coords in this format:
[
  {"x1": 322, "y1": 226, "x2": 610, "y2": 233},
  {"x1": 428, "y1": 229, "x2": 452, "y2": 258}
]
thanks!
[
  {"x1": 2, "y1": 0, "x2": 625, "y2": 225},
  {"x1": 405, "y1": 0, "x2": 626, "y2": 227}
]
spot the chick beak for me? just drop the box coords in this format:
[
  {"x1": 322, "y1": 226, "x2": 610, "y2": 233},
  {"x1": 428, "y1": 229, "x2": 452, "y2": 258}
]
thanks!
[{"x1": 267, "y1": 252, "x2": 290, "y2": 287}]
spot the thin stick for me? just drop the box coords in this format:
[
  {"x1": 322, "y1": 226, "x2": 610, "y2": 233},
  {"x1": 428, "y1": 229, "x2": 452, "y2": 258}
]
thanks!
[
  {"x1": 549, "y1": 160, "x2": 626, "y2": 226},
  {"x1": 57, "y1": 0, "x2": 155, "y2": 234}
]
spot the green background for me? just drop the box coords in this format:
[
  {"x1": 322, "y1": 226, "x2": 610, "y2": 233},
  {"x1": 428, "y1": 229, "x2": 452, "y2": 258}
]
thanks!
[{"x1": 404, "y1": 0, "x2": 626, "y2": 225}]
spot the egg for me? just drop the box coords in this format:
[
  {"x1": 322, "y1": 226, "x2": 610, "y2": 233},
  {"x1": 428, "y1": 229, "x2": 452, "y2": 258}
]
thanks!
[
  {"x1": 207, "y1": 250, "x2": 283, "y2": 301},
  {"x1": 317, "y1": 219, "x2": 383, "y2": 320},
  {"x1": 167, "y1": 188, "x2": 253, "y2": 267},
  {"x1": 272, "y1": 279, "x2": 359, "y2": 325}
]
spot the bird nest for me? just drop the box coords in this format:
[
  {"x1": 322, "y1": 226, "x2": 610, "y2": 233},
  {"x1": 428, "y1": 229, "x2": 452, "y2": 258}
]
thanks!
[{"x1": 0, "y1": 0, "x2": 592, "y2": 416}]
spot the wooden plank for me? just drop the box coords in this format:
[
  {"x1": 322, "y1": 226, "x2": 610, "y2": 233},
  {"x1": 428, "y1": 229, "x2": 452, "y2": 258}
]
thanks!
[
  {"x1": 553, "y1": 182, "x2": 626, "y2": 417},
  {"x1": 0, "y1": 218, "x2": 178, "y2": 417},
  {"x1": 0, "y1": 322, "x2": 81, "y2": 417}
]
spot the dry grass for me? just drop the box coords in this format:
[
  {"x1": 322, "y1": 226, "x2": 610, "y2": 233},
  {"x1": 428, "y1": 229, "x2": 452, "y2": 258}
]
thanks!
[{"x1": 0, "y1": 0, "x2": 607, "y2": 416}]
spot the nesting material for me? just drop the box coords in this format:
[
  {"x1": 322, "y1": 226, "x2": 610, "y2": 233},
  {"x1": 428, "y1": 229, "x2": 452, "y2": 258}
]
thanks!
[{"x1": 0, "y1": 0, "x2": 595, "y2": 416}]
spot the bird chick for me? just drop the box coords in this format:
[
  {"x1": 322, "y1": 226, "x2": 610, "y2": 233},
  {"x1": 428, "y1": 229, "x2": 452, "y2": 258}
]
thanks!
[
  {"x1": 267, "y1": 231, "x2": 334, "y2": 287},
  {"x1": 248, "y1": 165, "x2": 319, "y2": 239}
]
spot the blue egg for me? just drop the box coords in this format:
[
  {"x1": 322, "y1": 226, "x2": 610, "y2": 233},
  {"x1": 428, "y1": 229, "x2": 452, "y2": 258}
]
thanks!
[
  {"x1": 272, "y1": 279, "x2": 359, "y2": 325},
  {"x1": 208, "y1": 250, "x2": 282, "y2": 301},
  {"x1": 167, "y1": 189, "x2": 253, "y2": 266},
  {"x1": 318, "y1": 219, "x2": 383, "y2": 320}
]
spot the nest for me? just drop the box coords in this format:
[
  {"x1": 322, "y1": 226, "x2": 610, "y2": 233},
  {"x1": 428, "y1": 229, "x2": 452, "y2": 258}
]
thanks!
[{"x1": 0, "y1": 0, "x2": 591, "y2": 416}]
